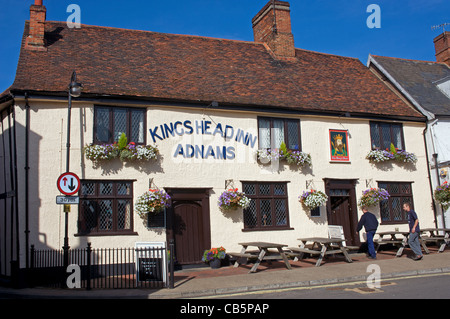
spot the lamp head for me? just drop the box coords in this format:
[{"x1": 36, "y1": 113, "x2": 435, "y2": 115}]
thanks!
[{"x1": 69, "y1": 71, "x2": 83, "y2": 97}]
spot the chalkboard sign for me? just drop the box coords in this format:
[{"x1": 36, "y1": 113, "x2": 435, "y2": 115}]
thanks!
[
  {"x1": 135, "y1": 242, "x2": 167, "y2": 284},
  {"x1": 137, "y1": 258, "x2": 163, "y2": 281}
]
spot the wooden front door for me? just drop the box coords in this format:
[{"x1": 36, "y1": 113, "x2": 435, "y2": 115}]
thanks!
[
  {"x1": 166, "y1": 188, "x2": 211, "y2": 265},
  {"x1": 325, "y1": 179, "x2": 360, "y2": 247}
]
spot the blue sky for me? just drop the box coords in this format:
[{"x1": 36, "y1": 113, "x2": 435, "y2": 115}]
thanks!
[{"x1": 1, "y1": 0, "x2": 449, "y2": 92}]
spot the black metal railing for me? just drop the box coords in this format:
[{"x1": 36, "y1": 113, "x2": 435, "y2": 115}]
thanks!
[{"x1": 30, "y1": 242, "x2": 175, "y2": 290}]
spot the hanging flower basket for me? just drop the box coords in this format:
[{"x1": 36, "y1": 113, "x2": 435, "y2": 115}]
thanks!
[
  {"x1": 299, "y1": 190, "x2": 328, "y2": 210},
  {"x1": 218, "y1": 188, "x2": 250, "y2": 211},
  {"x1": 135, "y1": 189, "x2": 171, "y2": 220},
  {"x1": 84, "y1": 133, "x2": 158, "y2": 163},
  {"x1": 366, "y1": 143, "x2": 417, "y2": 164},
  {"x1": 358, "y1": 188, "x2": 390, "y2": 207},
  {"x1": 434, "y1": 181, "x2": 450, "y2": 210}
]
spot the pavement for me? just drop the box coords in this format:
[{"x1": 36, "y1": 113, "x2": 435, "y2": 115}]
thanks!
[{"x1": 1, "y1": 247, "x2": 450, "y2": 299}]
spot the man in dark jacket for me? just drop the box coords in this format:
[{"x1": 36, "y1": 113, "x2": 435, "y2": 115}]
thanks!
[{"x1": 356, "y1": 206, "x2": 379, "y2": 259}]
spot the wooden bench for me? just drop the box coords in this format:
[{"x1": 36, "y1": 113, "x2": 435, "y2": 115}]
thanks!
[
  {"x1": 287, "y1": 247, "x2": 322, "y2": 255},
  {"x1": 374, "y1": 239, "x2": 404, "y2": 245},
  {"x1": 420, "y1": 236, "x2": 445, "y2": 243},
  {"x1": 227, "y1": 252, "x2": 258, "y2": 259}
]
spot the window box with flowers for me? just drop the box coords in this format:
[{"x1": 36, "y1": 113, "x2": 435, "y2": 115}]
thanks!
[
  {"x1": 135, "y1": 189, "x2": 171, "y2": 223},
  {"x1": 358, "y1": 188, "x2": 390, "y2": 207},
  {"x1": 256, "y1": 148, "x2": 282, "y2": 164},
  {"x1": 84, "y1": 133, "x2": 159, "y2": 163},
  {"x1": 366, "y1": 143, "x2": 417, "y2": 165},
  {"x1": 218, "y1": 188, "x2": 250, "y2": 212},
  {"x1": 299, "y1": 190, "x2": 328, "y2": 210},
  {"x1": 257, "y1": 142, "x2": 311, "y2": 168},
  {"x1": 434, "y1": 181, "x2": 450, "y2": 210}
]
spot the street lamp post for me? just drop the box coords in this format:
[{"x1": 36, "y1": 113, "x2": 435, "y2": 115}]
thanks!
[{"x1": 63, "y1": 71, "x2": 83, "y2": 270}]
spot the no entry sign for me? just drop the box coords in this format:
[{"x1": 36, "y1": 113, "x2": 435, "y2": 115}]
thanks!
[{"x1": 57, "y1": 172, "x2": 81, "y2": 196}]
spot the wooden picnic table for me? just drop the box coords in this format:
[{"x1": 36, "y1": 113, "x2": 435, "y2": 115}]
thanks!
[
  {"x1": 229, "y1": 242, "x2": 292, "y2": 273},
  {"x1": 375, "y1": 231, "x2": 410, "y2": 257},
  {"x1": 286, "y1": 237, "x2": 353, "y2": 267},
  {"x1": 420, "y1": 228, "x2": 450, "y2": 253}
]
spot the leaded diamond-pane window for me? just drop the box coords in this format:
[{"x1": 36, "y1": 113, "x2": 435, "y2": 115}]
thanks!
[
  {"x1": 370, "y1": 122, "x2": 404, "y2": 150},
  {"x1": 94, "y1": 106, "x2": 146, "y2": 145},
  {"x1": 378, "y1": 182, "x2": 413, "y2": 224},
  {"x1": 78, "y1": 180, "x2": 134, "y2": 235},
  {"x1": 244, "y1": 200, "x2": 257, "y2": 228},
  {"x1": 242, "y1": 182, "x2": 290, "y2": 230},
  {"x1": 258, "y1": 117, "x2": 301, "y2": 150},
  {"x1": 95, "y1": 107, "x2": 110, "y2": 143},
  {"x1": 113, "y1": 109, "x2": 127, "y2": 142}
]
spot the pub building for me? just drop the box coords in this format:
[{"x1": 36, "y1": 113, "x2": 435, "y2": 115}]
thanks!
[{"x1": 0, "y1": 0, "x2": 441, "y2": 280}]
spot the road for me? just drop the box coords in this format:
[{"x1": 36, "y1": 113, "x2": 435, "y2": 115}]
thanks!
[{"x1": 207, "y1": 272, "x2": 450, "y2": 299}]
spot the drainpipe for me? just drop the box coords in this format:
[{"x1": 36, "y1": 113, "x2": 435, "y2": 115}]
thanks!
[
  {"x1": 24, "y1": 93, "x2": 30, "y2": 268},
  {"x1": 429, "y1": 119, "x2": 446, "y2": 228},
  {"x1": 423, "y1": 125, "x2": 439, "y2": 228}
]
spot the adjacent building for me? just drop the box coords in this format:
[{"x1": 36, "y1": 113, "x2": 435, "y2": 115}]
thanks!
[{"x1": 368, "y1": 31, "x2": 450, "y2": 228}]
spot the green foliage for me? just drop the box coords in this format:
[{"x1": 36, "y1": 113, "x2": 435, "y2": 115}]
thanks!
[
  {"x1": 280, "y1": 142, "x2": 288, "y2": 156},
  {"x1": 118, "y1": 133, "x2": 128, "y2": 150}
]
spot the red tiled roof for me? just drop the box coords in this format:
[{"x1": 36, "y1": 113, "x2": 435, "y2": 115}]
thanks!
[{"x1": 10, "y1": 21, "x2": 424, "y2": 119}]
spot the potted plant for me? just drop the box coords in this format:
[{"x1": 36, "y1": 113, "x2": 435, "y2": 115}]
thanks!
[
  {"x1": 434, "y1": 181, "x2": 450, "y2": 210},
  {"x1": 218, "y1": 188, "x2": 250, "y2": 211},
  {"x1": 135, "y1": 189, "x2": 171, "y2": 221},
  {"x1": 299, "y1": 190, "x2": 328, "y2": 210},
  {"x1": 358, "y1": 188, "x2": 390, "y2": 207},
  {"x1": 202, "y1": 247, "x2": 227, "y2": 269}
]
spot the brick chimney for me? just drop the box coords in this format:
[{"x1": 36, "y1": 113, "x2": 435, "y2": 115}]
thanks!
[
  {"x1": 25, "y1": 0, "x2": 47, "y2": 51},
  {"x1": 252, "y1": 1, "x2": 295, "y2": 60},
  {"x1": 434, "y1": 31, "x2": 450, "y2": 66}
]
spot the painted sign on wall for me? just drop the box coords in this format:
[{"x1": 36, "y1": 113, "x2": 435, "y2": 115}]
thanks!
[{"x1": 149, "y1": 120, "x2": 257, "y2": 160}]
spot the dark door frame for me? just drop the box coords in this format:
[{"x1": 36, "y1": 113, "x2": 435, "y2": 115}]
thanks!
[
  {"x1": 165, "y1": 188, "x2": 212, "y2": 264},
  {"x1": 324, "y1": 178, "x2": 360, "y2": 246}
]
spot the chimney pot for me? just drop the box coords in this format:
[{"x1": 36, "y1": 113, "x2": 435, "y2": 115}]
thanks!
[{"x1": 35, "y1": 0, "x2": 43, "y2": 5}]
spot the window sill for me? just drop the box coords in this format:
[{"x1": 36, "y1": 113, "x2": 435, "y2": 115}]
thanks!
[
  {"x1": 241, "y1": 227, "x2": 294, "y2": 232},
  {"x1": 75, "y1": 231, "x2": 139, "y2": 237}
]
